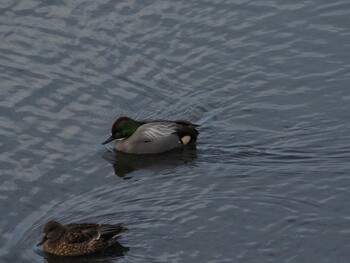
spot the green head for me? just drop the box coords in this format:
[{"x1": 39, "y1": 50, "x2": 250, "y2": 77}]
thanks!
[{"x1": 102, "y1": 117, "x2": 142, "y2": 144}]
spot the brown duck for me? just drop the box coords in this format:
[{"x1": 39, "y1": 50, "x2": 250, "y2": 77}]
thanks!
[{"x1": 37, "y1": 220, "x2": 127, "y2": 256}]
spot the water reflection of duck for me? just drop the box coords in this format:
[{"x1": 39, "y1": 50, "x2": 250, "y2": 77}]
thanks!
[
  {"x1": 102, "y1": 145, "x2": 198, "y2": 178},
  {"x1": 102, "y1": 117, "x2": 199, "y2": 154},
  {"x1": 43, "y1": 242, "x2": 128, "y2": 263},
  {"x1": 37, "y1": 221, "x2": 128, "y2": 257}
]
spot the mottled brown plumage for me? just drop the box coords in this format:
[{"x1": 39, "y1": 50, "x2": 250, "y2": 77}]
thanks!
[{"x1": 37, "y1": 220, "x2": 127, "y2": 256}]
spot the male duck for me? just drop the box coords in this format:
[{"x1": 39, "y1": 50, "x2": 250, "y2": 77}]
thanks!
[
  {"x1": 102, "y1": 117, "x2": 199, "y2": 154},
  {"x1": 37, "y1": 220, "x2": 127, "y2": 256}
]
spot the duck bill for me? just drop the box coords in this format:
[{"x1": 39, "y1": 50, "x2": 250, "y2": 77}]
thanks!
[
  {"x1": 37, "y1": 236, "x2": 48, "y2": 246},
  {"x1": 102, "y1": 135, "x2": 116, "y2": 145}
]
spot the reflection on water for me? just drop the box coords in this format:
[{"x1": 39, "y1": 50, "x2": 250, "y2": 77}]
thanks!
[
  {"x1": 42, "y1": 242, "x2": 129, "y2": 263},
  {"x1": 102, "y1": 146, "x2": 197, "y2": 178}
]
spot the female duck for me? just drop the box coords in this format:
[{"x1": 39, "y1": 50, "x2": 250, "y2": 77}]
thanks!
[
  {"x1": 37, "y1": 220, "x2": 127, "y2": 256},
  {"x1": 102, "y1": 117, "x2": 199, "y2": 154}
]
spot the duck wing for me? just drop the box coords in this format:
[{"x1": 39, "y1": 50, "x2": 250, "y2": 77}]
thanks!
[
  {"x1": 133, "y1": 122, "x2": 179, "y2": 143},
  {"x1": 143, "y1": 119, "x2": 199, "y2": 129},
  {"x1": 83, "y1": 224, "x2": 127, "y2": 240},
  {"x1": 134, "y1": 121, "x2": 199, "y2": 144},
  {"x1": 64, "y1": 223, "x2": 127, "y2": 244},
  {"x1": 173, "y1": 120, "x2": 200, "y2": 129}
]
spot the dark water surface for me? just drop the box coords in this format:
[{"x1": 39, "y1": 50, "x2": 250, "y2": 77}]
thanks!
[{"x1": 1, "y1": 0, "x2": 350, "y2": 262}]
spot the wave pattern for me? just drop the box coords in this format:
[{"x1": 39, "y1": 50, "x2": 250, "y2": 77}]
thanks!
[{"x1": 1, "y1": 0, "x2": 350, "y2": 262}]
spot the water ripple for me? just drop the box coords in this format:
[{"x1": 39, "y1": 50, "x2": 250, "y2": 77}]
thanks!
[{"x1": 1, "y1": 0, "x2": 350, "y2": 262}]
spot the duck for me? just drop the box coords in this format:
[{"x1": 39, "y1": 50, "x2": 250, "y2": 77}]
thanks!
[
  {"x1": 102, "y1": 117, "x2": 199, "y2": 154},
  {"x1": 37, "y1": 220, "x2": 127, "y2": 256}
]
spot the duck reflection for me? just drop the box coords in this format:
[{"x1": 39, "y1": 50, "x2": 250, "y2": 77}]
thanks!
[
  {"x1": 102, "y1": 145, "x2": 197, "y2": 179},
  {"x1": 43, "y1": 242, "x2": 129, "y2": 263}
]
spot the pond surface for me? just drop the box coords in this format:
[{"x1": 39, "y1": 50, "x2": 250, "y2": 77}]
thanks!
[{"x1": 1, "y1": 0, "x2": 350, "y2": 262}]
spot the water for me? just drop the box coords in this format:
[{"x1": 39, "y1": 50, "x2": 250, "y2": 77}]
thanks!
[{"x1": 1, "y1": 0, "x2": 350, "y2": 262}]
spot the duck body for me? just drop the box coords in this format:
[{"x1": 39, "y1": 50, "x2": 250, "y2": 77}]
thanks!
[
  {"x1": 102, "y1": 117, "x2": 199, "y2": 154},
  {"x1": 37, "y1": 221, "x2": 127, "y2": 256}
]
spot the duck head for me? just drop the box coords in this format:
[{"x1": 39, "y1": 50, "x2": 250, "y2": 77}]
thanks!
[
  {"x1": 37, "y1": 220, "x2": 65, "y2": 246},
  {"x1": 102, "y1": 117, "x2": 142, "y2": 145}
]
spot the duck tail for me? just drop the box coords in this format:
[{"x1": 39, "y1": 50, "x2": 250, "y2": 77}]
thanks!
[{"x1": 173, "y1": 126, "x2": 199, "y2": 144}]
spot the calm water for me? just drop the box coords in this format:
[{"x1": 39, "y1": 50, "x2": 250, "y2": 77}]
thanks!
[{"x1": 1, "y1": 0, "x2": 350, "y2": 262}]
